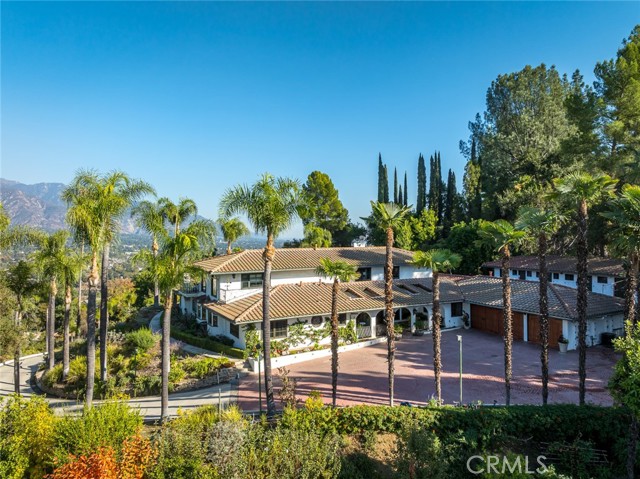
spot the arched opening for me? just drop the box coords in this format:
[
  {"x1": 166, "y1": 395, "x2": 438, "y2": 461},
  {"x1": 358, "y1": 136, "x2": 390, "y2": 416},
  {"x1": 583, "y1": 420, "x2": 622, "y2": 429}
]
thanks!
[
  {"x1": 375, "y1": 310, "x2": 387, "y2": 337},
  {"x1": 355, "y1": 312, "x2": 371, "y2": 339},
  {"x1": 394, "y1": 307, "x2": 412, "y2": 327}
]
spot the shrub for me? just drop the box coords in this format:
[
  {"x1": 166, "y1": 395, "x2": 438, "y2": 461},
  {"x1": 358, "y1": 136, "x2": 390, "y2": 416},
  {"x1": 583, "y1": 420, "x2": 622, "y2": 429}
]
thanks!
[
  {"x1": 125, "y1": 328, "x2": 156, "y2": 353},
  {"x1": 42, "y1": 364, "x2": 63, "y2": 388},
  {"x1": 53, "y1": 401, "x2": 143, "y2": 465},
  {"x1": 132, "y1": 374, "x2": 161, "y2": 397},
  {"x1": 181, "y1": 356, "x2": 232, "y2": 379},
  {"x1": 0, "y1": 395, "x2": 56, "y2": 479},
  {"x1": 66, "y1": 356, "x2": 88, "y2": 389},
  {"x1": 170, "y1": 329, "x2": 244, "y2": 358}
]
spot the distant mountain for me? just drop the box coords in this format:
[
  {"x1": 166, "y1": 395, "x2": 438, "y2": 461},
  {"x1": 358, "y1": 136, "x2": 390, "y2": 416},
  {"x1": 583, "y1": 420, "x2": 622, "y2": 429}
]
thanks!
[{"x1": 1, "y1": 178, "x2": 141, "y2": 234}]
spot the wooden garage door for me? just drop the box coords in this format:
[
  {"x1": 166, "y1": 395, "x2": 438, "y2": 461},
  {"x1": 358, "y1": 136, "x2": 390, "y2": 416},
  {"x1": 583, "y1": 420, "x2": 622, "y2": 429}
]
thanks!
[
  {"x1": 471, "y1": 305, "x2": 524, "y2": 340},
  {"x1": 527, "y1": 314, "x2": 563, "y2": 348}
]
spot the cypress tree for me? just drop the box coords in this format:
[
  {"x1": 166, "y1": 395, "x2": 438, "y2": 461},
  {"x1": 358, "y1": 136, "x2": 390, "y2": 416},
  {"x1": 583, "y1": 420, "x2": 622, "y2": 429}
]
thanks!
[
  {"x1": 383, "y1": 165, "x2": 389, "y2": 203},
  {"x1": 398, "y1": 185, "x2": 403, "y2": 207},
  {"x1": 393, "y1": 168, "x2": 398, "y2": 204},
  {"x1": 403, "y1": 172, "x2": 408, "y2": 206},
  {"x1": 417, "y1": 154, "x2": 426, "y2": 213},
  {"x1": 377, "y1": 153, "x2": 384, "y2": 203},
  {"x1": 437, "y1": 152, "x2": 445, "y2": 224},
  {"x1": 443, "y1": 169, "x2": 457, "y2": 236},
  {"x1": 428, "y1": 154, "x2": 438, "y2": 219}
]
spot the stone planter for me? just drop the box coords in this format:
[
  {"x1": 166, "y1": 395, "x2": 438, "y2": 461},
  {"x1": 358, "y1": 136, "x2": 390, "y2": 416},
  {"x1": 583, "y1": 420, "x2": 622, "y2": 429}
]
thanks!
[{"x1": 558, "y1": 342, "x2": 568, "y2": 353}]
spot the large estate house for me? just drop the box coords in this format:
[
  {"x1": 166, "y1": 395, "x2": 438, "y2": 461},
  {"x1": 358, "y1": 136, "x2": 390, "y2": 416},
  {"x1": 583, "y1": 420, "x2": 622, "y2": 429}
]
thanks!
[
  {"x1": 177, "y1": 247, "x2": 625, "y2": 358},
  {"x1": 482, "y1": 255, "x2": 626, "y2": 297}
]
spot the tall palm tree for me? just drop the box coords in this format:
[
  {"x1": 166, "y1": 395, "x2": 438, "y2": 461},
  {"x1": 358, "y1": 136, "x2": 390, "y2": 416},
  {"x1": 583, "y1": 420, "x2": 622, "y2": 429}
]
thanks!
[
  {"x1": 220, "y1": 173, "x2": 300, "y2": 417},
  {"x1": 149, "y1": 219, "x2": 215, "y2": 421},
  {"x1": 32, "y1": 230, "x2": 70, "y2": 371},
  {"x1": 602, "y1": 185, "x2": 640, "y2": 326},
  {"x1": 316, "y1": 258, "x2": 359, "y2": 407},
  {"x1": 5, "y1": 261, "x2": 39, "y2": 395},
  {"x1": 516, "y1": 206, "x2": 563, "y2": 405},
  {"x1": 60, "y1": 249, "x2": 82, "y2": 381},
  {"x1": 411, "y1": 249, "x2": 461, "y2": 404},
  {"x1": 159, "y1": 197, "x2": 198, "y2": 237},
  {"x1": 219, "y1": 217, "x2": 250, "y2": 254},
  {"x1": 478, "y1": 220, "x2": 526, "y2": 406},
  {"x1": 95, "y1": 172, "x2": 154, "y2": 382},
  {"x1": 552, "y1": 172, "x2": 616, "y2": 405},
  {"x1": 370, "y1": 201, "x2": 411, "y2": 406},
  {"x1": 132, "y1": 200, "x2": 165, "y2": 307}
]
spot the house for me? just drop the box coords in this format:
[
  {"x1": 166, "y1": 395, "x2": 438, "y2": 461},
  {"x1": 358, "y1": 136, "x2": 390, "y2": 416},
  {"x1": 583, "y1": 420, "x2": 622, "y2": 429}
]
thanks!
[
  {"x1": 482, "y1": 255, "x2": 625, "y2": 297},
  {"x1": 177, "y1": 247, "x2": 624, "y2": 359},
  {"x1": 458, "y1": 276, "x2": 625, "y2": 351}
]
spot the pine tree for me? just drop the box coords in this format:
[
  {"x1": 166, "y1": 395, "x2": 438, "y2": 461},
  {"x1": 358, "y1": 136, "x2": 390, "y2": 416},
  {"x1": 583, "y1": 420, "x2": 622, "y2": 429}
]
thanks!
[
  {"x1": 377, "y1": 153, "x2": 385, "y2": 203},
  {"x1": 393, "y1": 168, "x2": 398, "y2": 204},
  {"x1": 383, "y1": 165, "x2": 389, "y2": 203},
  {"x1": 417, "y1": 154, "x2": 426, "y2": 213},
  {"x1": 403, "y1": 172, "x2": 408, "y2": 206}
]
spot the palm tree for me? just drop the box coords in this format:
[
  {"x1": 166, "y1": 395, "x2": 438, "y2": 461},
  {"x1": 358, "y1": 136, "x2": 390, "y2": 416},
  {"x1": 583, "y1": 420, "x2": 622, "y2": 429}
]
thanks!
[
  {"x1": 602, "y1": 184, "x2": 640, "y2": 326},
  {"x1": 5, "y1": 261, "x2": 39, "y2": 395},
  {"x1": 149, "y1": 219, "x2": 215, "y2": 421},
  {"x1": 132, "y1": 200, "x2": 165, "y2": 307},
  {"x1": 219, "y1": 217, "x2": 250, "y2": 254},
  {"x1": 159, "y1": 197, "x2": 198, "y2": 237},
  {"x1": 478, "y1": 220, "x2": 526, "y2": 406},
  {"x1": 316, "y1": 258, "x2": 359, "y2": 406},
  {"x1": 370, "y1": 201, "x2": 411, "y2": 406},
  {"x1": 552, "y1": 172, "x2": 616, "y2": 405},
  {"x1": 411, "y1": 249, "x2": 461, "y2": 404},
  {"x1": 516, "y1": 207, "x2": 563, "y2": 405},
  {"x1": 220, "y1": 173, "x2": 300, "y2": 417},
  {"x1": 32, "y1": 230, "x2": 70, "y2": 371}
]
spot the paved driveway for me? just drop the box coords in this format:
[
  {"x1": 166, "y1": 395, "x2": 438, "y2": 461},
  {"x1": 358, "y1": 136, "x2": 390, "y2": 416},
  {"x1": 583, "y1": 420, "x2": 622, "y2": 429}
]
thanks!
[{"x1": 237, "y1": 329, "x2": 621, "y2": 411}]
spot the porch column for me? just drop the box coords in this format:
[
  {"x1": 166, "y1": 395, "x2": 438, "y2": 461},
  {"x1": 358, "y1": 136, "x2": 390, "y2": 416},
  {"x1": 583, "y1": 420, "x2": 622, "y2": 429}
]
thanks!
[
  {"x1": 523, "y1": 314, "x2": 528, "y2": 342},
  {"x1": 410, "y1": 309, "x2": 416, "y2": 333},
  {"x1": 371, "y1": 313, "x2": 377, "y2": 338}
]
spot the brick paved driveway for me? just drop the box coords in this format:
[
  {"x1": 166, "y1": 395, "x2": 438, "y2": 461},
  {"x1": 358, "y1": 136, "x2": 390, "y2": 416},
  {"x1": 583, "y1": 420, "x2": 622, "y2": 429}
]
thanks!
[{"x1": 237, "y1": 329, "x2": 620, "y2": 411}]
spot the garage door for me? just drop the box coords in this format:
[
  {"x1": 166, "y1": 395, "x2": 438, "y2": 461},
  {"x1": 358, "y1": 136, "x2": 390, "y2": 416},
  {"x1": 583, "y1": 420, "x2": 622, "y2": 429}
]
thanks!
[
  {"x1": 527, "y1": 314, "x2": 563, "y2": 348},
  {"x1": 471, "y1": 305, "x2": 524, "y2": 340}
]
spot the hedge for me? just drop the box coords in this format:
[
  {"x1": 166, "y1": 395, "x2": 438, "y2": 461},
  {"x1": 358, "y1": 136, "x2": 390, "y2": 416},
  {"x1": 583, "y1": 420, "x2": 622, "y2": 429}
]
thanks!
[
  {"x1": 170, "y1": 329, "x2": 244, "y2": 359},
  {"x1": 280, "y1": 404, "x2": 635, "y2": 474}
]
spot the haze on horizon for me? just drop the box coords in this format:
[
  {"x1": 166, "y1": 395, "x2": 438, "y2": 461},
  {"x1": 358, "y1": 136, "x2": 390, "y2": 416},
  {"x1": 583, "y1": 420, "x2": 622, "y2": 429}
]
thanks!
[{"x1": 1, "y1": 2, "x2": 636, "y2": 237}]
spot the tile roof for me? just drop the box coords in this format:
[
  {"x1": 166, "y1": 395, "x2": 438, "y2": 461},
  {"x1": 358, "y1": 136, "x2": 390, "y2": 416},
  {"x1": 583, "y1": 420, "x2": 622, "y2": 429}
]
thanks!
[
  {"x1": 457, "y1": 276, "x2": 625, "y2": 321},
  {"x1": 204, "y1": 275, "x2": 624, "y2": 324},
  {"x1": 482, "y1": 255, "x2": 625, "y2": 277},
  {"x1": 205, "y1": 277, "x2": 463, "y2": 323},
  {"x1": 194, "y1": 247, "x2": 417, "y2": 274}
]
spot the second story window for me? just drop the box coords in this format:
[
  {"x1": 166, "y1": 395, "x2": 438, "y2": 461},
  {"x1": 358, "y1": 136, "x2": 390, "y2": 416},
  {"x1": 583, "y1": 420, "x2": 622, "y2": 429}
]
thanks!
[
  {"x1": 392, "y1": 266, "x2": 400, "y2": 279},
  {"x1": 565, "y1": 274, "x2": 575, "y2": 281},
  {"x1": 241, "y1": 273, "x2": 263, "y2": 289},
  {"x1": 597, "y1": 276, "x2": 608, "y2": 284},
  {"x1": 356, "y1": 268, "x2": 371, "y2": 281},
  {"x1": 552, "y1": 273, "x2": 560, "y2": 280}
]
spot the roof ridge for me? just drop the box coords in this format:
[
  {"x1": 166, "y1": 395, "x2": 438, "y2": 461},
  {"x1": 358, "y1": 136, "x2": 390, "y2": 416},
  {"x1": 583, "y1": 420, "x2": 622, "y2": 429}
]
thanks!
[
  {"x1": 548, "y1": 283, "x2": 575, "y2": 320},
  {"x1": 213, "y1": 249, "x2": 251, "y2": 272}
]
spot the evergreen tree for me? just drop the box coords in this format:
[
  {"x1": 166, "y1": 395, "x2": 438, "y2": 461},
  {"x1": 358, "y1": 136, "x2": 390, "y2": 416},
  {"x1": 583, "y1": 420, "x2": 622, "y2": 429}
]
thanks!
[
  {"x1": 403, "y1": 172, "x2": 408, "y2": 206},
  {"x1": 383, "y1": 165, "x2": 389, "y2": 203},
  {"x1": 377, "y1": 153, "x2": 385, "y2": 203},
  {"x1": 417, "y1": 153, "x2": 427, "y2": 213},
  {"x1": 437, "y1": 152, "x2": 445, "y2": 224},
  {"x1": 393, "y1": 168, "x2": 398, "y2": 204},
  {"x1": 463, "y1": 138, "x2": 482, "y2": 219},
  {"x1": 398, "y1": 185, "x2": 403, "y2": 207},
  {"x1": 443, "y1": 169, "x2": 458, "y2": 236}
]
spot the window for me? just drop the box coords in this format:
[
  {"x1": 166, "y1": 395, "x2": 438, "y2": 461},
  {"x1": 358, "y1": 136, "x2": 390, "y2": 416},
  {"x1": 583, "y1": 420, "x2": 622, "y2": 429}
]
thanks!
[
  {"x1": 392, "y1": 266, "x2": 400, "y2": 279},
  {"x1": 451, "y1": 303, "x2": 463, "y2": 317},
  {"x1": 356, "y1": 267, "x2": 371, "y2": 281},
  {"x1": 197, "y1": 303, "x2": 203, "y2": 320},
  {"x1": 208, "y1": 312, "x2": 218, "y2": 328},
  {"x1": 565, "y1": 274, "x2": 575, "y2": 281},
  {"x1": 210, "y1": 276, "x2": 218, "y2": 297},
  {"x1": 552, "y1": 273, "x2": 560, "y2": 280},
  {"x1": 597, "y1": 276, "x2": 608, "y2": 284},
  {"x1": 526, "y1": 271, "x2": 532, "y2": 277},
  {"x1": 230, "y1": 323, "x2": 239, "y2": 338},
  {"x1": 241, "y1": 273, "x2": 263, "y2": 289},
  {"x1": 511, "y1": 269, "x2": 517, "y2": 275},
  {"x1": 338, "y1": 313, "x2": 347, "y2": 324},
  {"x1": 311, "y1": 316, "x2": 323, "y2": 326},
  {"x1": 535, "y1": 272, "x2": 540, "y2": 278},
  {"x1": 271, "y1": 320, "x2": 288, "y2": 339}
]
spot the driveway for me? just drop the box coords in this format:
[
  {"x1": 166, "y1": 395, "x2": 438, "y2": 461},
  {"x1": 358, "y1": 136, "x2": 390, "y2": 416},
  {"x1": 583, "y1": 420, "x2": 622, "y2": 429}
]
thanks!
[{"x1": 237, "y1": 329, "x2": 621, "y2": 411}]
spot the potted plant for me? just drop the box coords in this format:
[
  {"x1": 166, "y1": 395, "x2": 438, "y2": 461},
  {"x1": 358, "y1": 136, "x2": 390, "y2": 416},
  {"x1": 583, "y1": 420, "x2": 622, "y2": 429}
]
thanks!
[
  {"x1": 558, "y1": 334, "x2": 569, "y2": 353},
  {"x1": 413, "y1": 320, "x2": 426, "y2": 336}
]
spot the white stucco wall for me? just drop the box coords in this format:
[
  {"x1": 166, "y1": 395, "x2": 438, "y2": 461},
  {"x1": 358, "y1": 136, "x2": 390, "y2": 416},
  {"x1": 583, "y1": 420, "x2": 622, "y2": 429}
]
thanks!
[
  {"x1": 493, "y1": 267, "x2": 616, "y2": 297},
  {"x1": 564, "y1": 314, "x2": 624, "y2": 350}
]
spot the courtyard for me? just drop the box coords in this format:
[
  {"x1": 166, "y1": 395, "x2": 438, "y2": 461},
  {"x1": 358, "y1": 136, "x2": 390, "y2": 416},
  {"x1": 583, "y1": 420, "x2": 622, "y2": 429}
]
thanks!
[{"x1": 237, "y1": 328, "x2": 621, "y2": 411}]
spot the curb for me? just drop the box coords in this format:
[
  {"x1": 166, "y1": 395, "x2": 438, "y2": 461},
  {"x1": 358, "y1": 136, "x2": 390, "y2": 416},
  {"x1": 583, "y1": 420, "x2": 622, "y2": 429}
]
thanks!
[{"x1": 0, "y1": 352, "x2": 44, "y2": 368}]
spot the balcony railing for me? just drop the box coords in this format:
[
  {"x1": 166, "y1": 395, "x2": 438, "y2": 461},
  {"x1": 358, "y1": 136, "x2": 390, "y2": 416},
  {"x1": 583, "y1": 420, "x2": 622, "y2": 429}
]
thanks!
[{"x1": 181, "y1": 283, "x2": 204, "y2": 294}]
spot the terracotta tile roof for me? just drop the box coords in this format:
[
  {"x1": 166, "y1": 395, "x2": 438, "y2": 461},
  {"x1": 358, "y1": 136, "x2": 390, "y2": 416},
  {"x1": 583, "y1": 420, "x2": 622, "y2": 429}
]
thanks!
[
  {"x1": 457, "y1": 276, "x2": 624, "y2": 321},
  {"x1": 194, "y1": 247, "x2": 417, "y2": 274},
  {"x1": 205, "y1": 277, "x2": 464, "y2": 323},
  {"x1": 482, "y1": 255, "x2": 625, "y2": 277}
]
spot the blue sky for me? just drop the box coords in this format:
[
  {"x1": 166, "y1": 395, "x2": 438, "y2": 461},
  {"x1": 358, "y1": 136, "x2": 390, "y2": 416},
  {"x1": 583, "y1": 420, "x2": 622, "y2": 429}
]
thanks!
[{"x1": 1, "y1": 2, "x2": 637, "y2": 238}]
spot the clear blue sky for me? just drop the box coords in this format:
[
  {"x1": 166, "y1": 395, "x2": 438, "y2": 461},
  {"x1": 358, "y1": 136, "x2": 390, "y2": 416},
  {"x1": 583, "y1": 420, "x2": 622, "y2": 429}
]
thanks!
[{"x1": 1, "y1": 2, "x2": 637, "y2": 238}]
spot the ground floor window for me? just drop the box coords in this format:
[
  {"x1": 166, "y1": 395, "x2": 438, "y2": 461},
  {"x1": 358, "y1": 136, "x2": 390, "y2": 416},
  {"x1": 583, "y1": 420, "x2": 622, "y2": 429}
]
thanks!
[
  {"x1": 208, "y1": 312, "x2": 218, "y2": 328},
  {"x1": 271, "y1": 319, "x2": 288, "y2": 338},
  {"x1": 230, "y1": 323, "x2": 240, "y2": 338},
  {"x1": 451, "y1": 302, "x2": 463, "y2": 317}
]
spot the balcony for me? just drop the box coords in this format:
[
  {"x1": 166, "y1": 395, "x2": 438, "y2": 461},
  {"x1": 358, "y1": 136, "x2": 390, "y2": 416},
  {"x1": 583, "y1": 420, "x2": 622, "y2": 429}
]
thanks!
[{"x1": 181, "y1": 282, "x2": 204, "y2": 295}]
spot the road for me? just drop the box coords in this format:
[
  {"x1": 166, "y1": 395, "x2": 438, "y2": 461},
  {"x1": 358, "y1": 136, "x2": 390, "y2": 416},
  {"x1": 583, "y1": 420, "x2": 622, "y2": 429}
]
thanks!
[{"x1": 0, "y1": 353, "x2": 238, "y2": 421}]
